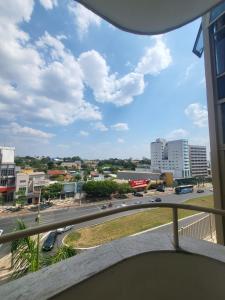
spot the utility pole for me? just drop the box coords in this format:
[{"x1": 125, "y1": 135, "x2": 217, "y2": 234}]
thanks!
[{"x1": 36, "y1": 188, "x2": 41, "y2": 270}]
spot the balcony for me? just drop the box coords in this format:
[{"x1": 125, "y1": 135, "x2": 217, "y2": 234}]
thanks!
[{"x1": 0, "y1": 203, "x2": 225, "y2": 299}]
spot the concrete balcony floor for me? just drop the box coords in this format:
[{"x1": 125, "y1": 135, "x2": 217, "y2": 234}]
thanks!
[{"x1": 1, "y1": 232, "x2": 225, "y2": 300}]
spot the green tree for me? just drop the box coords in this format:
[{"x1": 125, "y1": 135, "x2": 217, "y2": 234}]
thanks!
[
  {"x1": 117, "y1": 183, "x2": 133, "y2": 195},
  {"x1": 16, "y1": 190, "x2": 27, "y2": 207},
  {"x1": 43, "y1": 246, "x2": 76, "y2": 266},
  {"x1": 11, "y1": 220, "x2": 77, "y2": 279},
  {"x1": 11, "y1": 219, "x2": 39, "y2": 279},
  {"x1": 42, "y1": 183, "x2": 62, "y2": 200},
  {"x1": 83, "y1": 180, "x2": 118, "y2": 199},
  {"x1": 0, "y1": 194, "x2": 4, "y2": 206}
]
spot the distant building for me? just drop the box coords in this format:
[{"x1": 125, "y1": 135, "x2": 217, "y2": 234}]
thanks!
[
  {"x1": 0, "y1": 146, "x2": 16, "y2": 202},
  {"x1": 189, "y1": 145, "x2": 208, "y2": 177},
  {"x1": 151, "y1": 138, "x2": 190, "y2": 178},
  {"x1": 47, "y1": 170, "x2": 66, "y2": 177},
  {"x1": 61, "y1": 161, "x2": 81, "y2": 169},
  {"x1": 16, "y1": 172, "x2": 50, "y2": 204},
  {"x1": 117, "y1": 170, "x2": 161, "y2": 181}
]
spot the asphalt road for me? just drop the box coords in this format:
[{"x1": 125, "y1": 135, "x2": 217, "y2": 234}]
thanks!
[{"x1": 0, "y1": 190, "x2": 212, "y2": 258}]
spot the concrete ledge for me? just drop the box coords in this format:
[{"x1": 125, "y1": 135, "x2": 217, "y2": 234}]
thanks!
[{"x1": 1, "y1": 232, "x2": 225, "y2": 300}]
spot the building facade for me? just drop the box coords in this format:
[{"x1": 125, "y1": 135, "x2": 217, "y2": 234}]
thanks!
[
  {"x1": 0, "y1": 147, "x2": 16, "y2": 202},
  {"x1": 201, "y1": 2, "x2": 225, "y2": 243},
  {"x1": 189, "y1": 145, "x2": 208, "y2": 177},
  {"x1": 151, "y1": 138, "x2": 190, "y2": 178},
  {"x1": 16, "y1": 172, "x2": 49, "y2": 204}
]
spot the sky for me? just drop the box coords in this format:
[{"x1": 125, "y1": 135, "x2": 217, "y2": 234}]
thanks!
[{"x1": 0, "y1": 0, "x2": 209, "y2": 159}]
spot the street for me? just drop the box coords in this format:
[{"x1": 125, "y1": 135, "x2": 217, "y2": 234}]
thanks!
[{"x1": 0, "y1": 190, "x2": 212, "y2": 260}]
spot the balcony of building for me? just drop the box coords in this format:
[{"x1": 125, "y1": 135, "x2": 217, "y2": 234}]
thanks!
[{"x1": 0, "y1": 202, "x2": 225, "y2": 300}]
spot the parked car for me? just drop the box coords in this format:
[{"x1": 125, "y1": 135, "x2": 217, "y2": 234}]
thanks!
[
  {"x1": 209, "y1": 188, "x2": 213, "y2": 192},
  {"x1": 197, "y1": 189, "x2": 204, "y2": 193},
  {"x1": 42, "y1": 231, "x2": 58, "y2": 251},
  {"x1": 134, "y1": 192, "x2": 143, "y2": 197},
  {"x1": 101, "y1": 204, "x2": 107, "y2": 209},
  {"x1": 57, "y1": 226, "x2": 73, "y2": 234},
  {"x1": 155, "y1": 198, "x2": 162, "y2": 202}
]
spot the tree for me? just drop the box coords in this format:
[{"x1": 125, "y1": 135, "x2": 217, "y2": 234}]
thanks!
[
  {"x1": 43, "y1": 246, "x2": 76, "y2": 266},
  {"x1": 83, "y1": 180, "x2": 118, "y2": 199},
  {"x1": 11, "y1": 220, "x2": 77, "y2": 279},
  {"x1": 11, "y1": 219, "x2": 39, "y2": 279},
  {"x1": 41, "y1": 183, "x2": 62, "y2": 200},
  {"x1": 0, "y1": 194, "x2": 4, "y2": 206},
  {"x1": 117, "y1": 183, "x2": 133, "y2": 195},
  {"x1": 16, "y1": 190, "x2": 27, "y2": 207}
]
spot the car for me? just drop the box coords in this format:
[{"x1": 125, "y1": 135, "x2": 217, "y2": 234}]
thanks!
[
  {"x1": 134, "y1": 192, "x2": 143, "y2": 197},
  {"x1": 42, "y1": 231, "x2": 58, "y2": 251},
  {"x1": 197, "y1": 189, "x2": 204, "y2": 193},
  {"x1": 149, "y1": 199, "x2": 155, "y2": 203},
  {"x1": 121, "y1": 202, "x2": 127, "y2": 207},
  {"x1": 101, "y1": 204, "x2": 107, "y2": 209},
  {"x1": 57, "y1": 226, "x2": 73, "y2": 234},
  {"x1": 209, "y1": 188, "x2": 213, "y2": 192},
  {"x1": 155, "y1": 198, "x2": 162, "y2": 202}
]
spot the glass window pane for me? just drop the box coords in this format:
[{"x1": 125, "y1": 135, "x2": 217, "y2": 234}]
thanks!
[
  {"x1": 214, "y1": 28, "x2": 225, "y2": 75},
  {"x1": 193, "y1": 24, "x2": 204, "y2": 57},
  {"x1": 217, "y1": 75, "x2": 225, "y2": 99},
  {"x1": 210, "y1": 2, "x2": 225, "y2": 23},
  {"x1": 221, "y1": 103, "x2": 225, "y2": 143}
]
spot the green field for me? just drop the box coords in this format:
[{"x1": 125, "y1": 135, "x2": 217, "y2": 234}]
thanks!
[{"x1": 65, "y1": 195, "x2": 213, "y2": 248}]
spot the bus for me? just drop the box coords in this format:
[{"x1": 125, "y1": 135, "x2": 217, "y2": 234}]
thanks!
[{"x1": 175, "y1": 185, "x2": 194, "y2": 194}]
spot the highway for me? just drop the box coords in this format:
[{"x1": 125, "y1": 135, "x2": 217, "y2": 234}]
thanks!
[{"x1": 0, "y1": 190, "x2": 212, "y2": 259}]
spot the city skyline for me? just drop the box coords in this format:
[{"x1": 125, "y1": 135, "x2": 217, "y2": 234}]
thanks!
[{"x1": 0, "y1": 1, "x2": 209, "y2": 159}]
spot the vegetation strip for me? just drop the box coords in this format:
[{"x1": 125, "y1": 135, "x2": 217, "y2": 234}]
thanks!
[{"x1": 65, "y1": 195, "x2": 213, "y2": 248}]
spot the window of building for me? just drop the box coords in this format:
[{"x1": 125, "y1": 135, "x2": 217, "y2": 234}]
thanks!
[{"x1": 221, "y1": 103, "x2": 225, "y2": 143}]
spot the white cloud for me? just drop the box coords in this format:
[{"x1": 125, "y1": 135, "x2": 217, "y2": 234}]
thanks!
[
  {"x1": 167, "y1": 128, "x2": 189, "y2": 140},
  {"x1": 80, "y1": 130, "x2": 89, "y2": 136},
  {"x1": 39, "y1": 0, "x2": 57, "y2": 10},
  {"x1": 8, "y1": 122, "x2": 54, "y2": 139},
  {"x1": 117, "y1": 138, "x2": 124, "y2": 143},
  {"x1": 92, "y1": 122, "x2": 108, "y2": 132},
  {"x1": 79, "y1": 50, "x2": 145, "y2": 106},
  {"x1": 185, "y1": 103, "x2": 208, "y2": 127},
  {"x1": 68, "y1": 2, "x2": 101, "y2": 39},
  {"x1": 0, "y1": 4, "x2": 102, "y2": 126},
  {"x1": 135, "y1": 36, "x2": 172, "y2": 75},
  {"x1": 111, "y1": 123, "x2": 129, "y2": 131}
]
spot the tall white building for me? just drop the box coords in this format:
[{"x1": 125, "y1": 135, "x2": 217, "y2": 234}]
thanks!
[
  {"x1": 189, "y1": 145, "x2": 208, "y2": 177},
  {"x1": 151, "y1": 138, "x2": 190, "y2": 178}
]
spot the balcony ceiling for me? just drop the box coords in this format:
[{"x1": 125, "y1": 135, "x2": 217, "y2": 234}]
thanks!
[{"x1": 77, "y1": 0, "x2": 223, "y2": 34}]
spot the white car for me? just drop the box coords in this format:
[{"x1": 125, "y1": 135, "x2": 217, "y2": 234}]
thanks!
[{"x1": 56, "y1": 226, "x2": 73, "y2": 234}]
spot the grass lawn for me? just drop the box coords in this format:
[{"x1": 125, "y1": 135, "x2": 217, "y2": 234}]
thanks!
[{"x1": 65, "y1": 195, "x2": 213, "y2": 248}]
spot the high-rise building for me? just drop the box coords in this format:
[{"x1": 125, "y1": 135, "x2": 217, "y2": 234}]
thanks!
[
  {"x1": 151, "y1": 138, "x2": 190, "y2": 178},
  {"x1": 189, "y1": 145, "x2": 208, "y2": 177},
  {"x1": 0, "y1": 146, "x2": 16, "y2": 202}
]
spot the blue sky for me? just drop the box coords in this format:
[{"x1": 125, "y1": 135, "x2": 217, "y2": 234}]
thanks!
[{"x1": 0, "y1": 0, "x2": 209, "y2": 159}]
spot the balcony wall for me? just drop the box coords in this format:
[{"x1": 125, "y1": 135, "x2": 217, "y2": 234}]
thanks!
[{"x1": 1, "y1": 232, "x2": 225, "y2": 300}]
